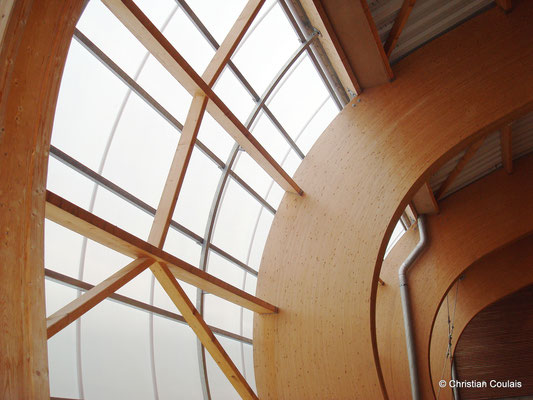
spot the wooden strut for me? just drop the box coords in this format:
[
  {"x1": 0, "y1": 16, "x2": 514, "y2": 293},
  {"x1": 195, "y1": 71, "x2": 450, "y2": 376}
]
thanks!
[
  {"x1": 45, "y1": 2, "x2": 273, "y2": 398},
  {"x1": 102, "y1": 0, "x2": 302, "y2": 195},
  {"x1": 384, "y1": 0, "x2": 417, "y2": 58}
]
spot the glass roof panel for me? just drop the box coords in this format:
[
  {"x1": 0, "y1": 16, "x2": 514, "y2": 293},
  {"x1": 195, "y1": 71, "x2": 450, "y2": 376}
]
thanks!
[
  {"x1": 163, "y1": 8, "x2": 216, "y2": 75},
  {"x1": 46, "y1": 282, "x2": 80, "y2": 399},
  {"x1": 296, "y1": 97, "x2": 338, "y2": 155},
  {"x1": 196, "y1": 112, "x2": 235, "y2": 162},
  {"x1": 268, "y1": 55, "x2": 331, "y2": 140},
  {"x1": 45, "y1": 220, "x2": 85, "y2": 279},
  {"x1": 77, "y1": 0, "x2": 149, "y2": 77},
  {"x1": 92, "y1": 187, "x2": 153, "y2": 240},
  {"x1": 153, "y1": 315, "x2": 203, "y2": 399},
  {"x1": 136, "y1": 54, "x2": 192, "y2": 124},
  {"x1": 51, "y1": 39, "x2": 129, "y2": 171},
  {"x1": 46, "y1": 157, "x2": 94, "y2": 212},
  {"x1": 231, "y1": 2, "x2": 300, "y2": 95},
  {"x1": 213, "y1": 65, "x2": 256, "y2": 123},
  {"x1": 45, "y1": 0, "x2": 342, "y2": 397},
  {"x1": 205, "y1": 335, "x2": 243, "y2": 399},
  {"x1": 187, "y1": 0, "x2": 248, "y2": 44},
  {"x1": 163, "y1": 228, "x2": 202, "y2": 268},
  {"x1": 232, "y1": 152, "x2": 276, "y2": 201},
  {"x1": 248, "y1": 110, "x2": 292, "y2": 164},
  {"x1": 212, "y1": 179, "x2": 262, "y2": 262},
  {"x1": 246, "y1": 210, "x2": 274, "y2": 271},
  {"x1": 171, "y1": 147, "x2": 223, "y2": 237},
  {"x1": 100, "y1": 92, "x2": 180, "y2": 209},
  {"x1": 81, "y1": 300, "x2": 154, "y2": 399}
]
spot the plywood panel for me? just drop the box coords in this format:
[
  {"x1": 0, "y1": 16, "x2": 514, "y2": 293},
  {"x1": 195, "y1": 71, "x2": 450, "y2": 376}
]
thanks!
[
  {"x1": 430, "y1": 233, "x2": 533, "y2": 400},
  {"x1": 254, "y1": 3, "x2": 533, "y2": 399}
]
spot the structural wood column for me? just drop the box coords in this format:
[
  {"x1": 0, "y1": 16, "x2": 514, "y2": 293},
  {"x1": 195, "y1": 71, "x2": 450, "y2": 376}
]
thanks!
[
  {"x1": 0, "y1": 1, "x2": 84, "y2": 398},
  {"x1": 254, "y1": 3, "x2": 533, "y2": 399}
]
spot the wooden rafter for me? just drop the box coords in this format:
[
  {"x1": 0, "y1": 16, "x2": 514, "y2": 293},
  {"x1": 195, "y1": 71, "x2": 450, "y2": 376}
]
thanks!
[
  {"x1": 102, "y1": 0, "x2": 302, "y2": 194},
  {"x1": 144, "y1": 5, "x2": 266, "y2": 394},
  {"x1": 46, "y1": 258, "x2": 154, "y2": 338},
  {"x1": 384, "y1": 0, "x2": 417, "y2": 58},
  {"x1": 501, "y1": 124, "x2": 513, "y2": 174},
  {"x1": 45, "y1": 190, "x2": 277, "y2": 314},
  {"x1": 496, "y1": 0, "x2": 512, "y2": 12},
  {"x1": 148, "y1": 94, "x2": 207, "y2": 247},
  {"x1": 150, "y1": 262, "x2": 258, "y2": 399},
  {"x1": 436, "y1": 135, "x2": 487, "y2": 200},
  {"x1": 201, "y1": 0, "x2": 264, "y2": 87},
  {"x1": 412, "y1": 182, "x2": 439, "y2": 214}
]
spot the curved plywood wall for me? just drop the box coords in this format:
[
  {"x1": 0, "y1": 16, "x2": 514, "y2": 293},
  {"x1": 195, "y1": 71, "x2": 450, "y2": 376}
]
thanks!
[
  {"x1": 376, "y1": 154, "x2": 533, "y2": 399},
  {"x1": 254, "y1": 3, "x2": 533, "y2": 399},
  {"x1": 430, "y1": 233, "x2": 533, "y2": 399},
  {"x1": 0, "y1": 1, "x2": 84, "y2": 397}
]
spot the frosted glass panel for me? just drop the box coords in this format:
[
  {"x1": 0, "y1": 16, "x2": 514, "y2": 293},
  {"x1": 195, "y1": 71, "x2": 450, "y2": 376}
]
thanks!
[
  {"x1": 196, "y1": 112, "x2": 235, "y2": 162},
  {"x1": 46, "y1": 157, "x2": 94, "y2": 211},
  {"x1": 163, "y1": 228, "x2": 202, "y2": 268},
  {"x1": 243, "y1": 343, "x2": 257, "y2": 392},
  {"x1": 269, "y1": 55, "x2": 330, "y2": 140},
  {"x1": 206, "y1": 336, "x2": 244, "y2": 400},
  {"x1": 250, "y1": 111, "x2": 291, "y2": 165},
  {"x1": 153, "y1": 316, "x2": 203, "y2": 400},
  {"x1": 92, "y1": 187, "x2": 153, "y2": 240},
  {"x1": 51, "y1": 38, "x2": 128, "y2": 171},
  {"x1": 101, "y1": 93, "x2": 179, "y2": 209},
  {"x1": 296, "y1": 98, "x2": 338, "y2": 155},
  {"x1": 214, "y1": 66, "x2": 256, "y2": 123},
  {"x1": 81, "y1": 300, "x2": 154, "y2": 399},
  {"x1": 172, "y1": 148, "x2": 222, "y2": 237},
  {"x1": 232, "y1": 3, "x2": 300, "y2": 94},
  {"x1": 136, "y1": 54, "x2": 192, "y2": 130},
  {"x1": 46, "y1": 281, "x2": 80, "y2": 399},
  {"x1": 45, "y1": 219, "x2": 85, "y2": 278},
  {"x1": 233, "y1": 152, "x2": 276, "y2": 201},
  {"x1": 247, "y1": 211, "x2": 274, "y2": 271},
  {"x1": 77, "y1": 0, "x2": 149, "y2": 77},
  {"x1": 187, "y1": 0, "x2": 247, "y2": 44},
  {"x1": 212, "y1": 180, "x2": 262, "y2": 262},
  {"x1": 164, "y1": 8, "x2": 215, "y2": 75}
]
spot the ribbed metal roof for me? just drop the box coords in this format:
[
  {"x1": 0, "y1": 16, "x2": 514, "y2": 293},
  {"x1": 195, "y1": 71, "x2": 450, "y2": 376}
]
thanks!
[
  {"x1": 370, "y1": 0, "x2": 493, "y2": 63},
  {"x1": 429, "y1": 111, "x2": 533, "y2": 199}
]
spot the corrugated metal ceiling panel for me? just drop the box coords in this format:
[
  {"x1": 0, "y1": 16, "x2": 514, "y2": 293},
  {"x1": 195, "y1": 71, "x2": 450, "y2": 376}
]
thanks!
[
  {"x1": 430, "y1": 111, "x2": 533, "y2": 200},
  {"x1": 370, "y1": 0, "x2": 494, "y2": 63}
]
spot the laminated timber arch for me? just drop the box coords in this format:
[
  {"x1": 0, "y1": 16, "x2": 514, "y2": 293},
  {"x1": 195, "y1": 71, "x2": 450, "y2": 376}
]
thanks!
[
  {"x1": 0, "y1": 1, "x2": 85, "y2": 398},
  {"x1": 430, "y1": 233, "x2": 533, "y2": 400},
  {"x1": 254, "y1": 2, "x2": 533, "y2": 399},
  {"x1": 376, "y1": 153, "x2": 533, "y2": 400}
]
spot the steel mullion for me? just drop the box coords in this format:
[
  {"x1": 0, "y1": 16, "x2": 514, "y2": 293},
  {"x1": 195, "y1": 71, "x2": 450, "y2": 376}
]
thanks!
[{"x1": 44, "y1": 269, "x2": 253, "y2": 345}]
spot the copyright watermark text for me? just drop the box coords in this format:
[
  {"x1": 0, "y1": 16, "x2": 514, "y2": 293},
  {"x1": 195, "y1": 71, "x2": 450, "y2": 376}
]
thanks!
[{"x1": 438, "y1": 379, "x2": 522, "y2": 389}]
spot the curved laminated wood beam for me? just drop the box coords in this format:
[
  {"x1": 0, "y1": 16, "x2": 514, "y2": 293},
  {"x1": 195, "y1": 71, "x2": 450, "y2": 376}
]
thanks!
[
  {"x1": 430, "y1": 233, "x2": 533, "y2": 399},
  {"x1": 0, "y1": 1, "x2": 85, "y2": 398},
  {"x1": 254, "y1": 3, "x2": 533, "y2": 399},
  {"x1": 377, "y1": 153, "x2": 533, "y2": 399}
]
